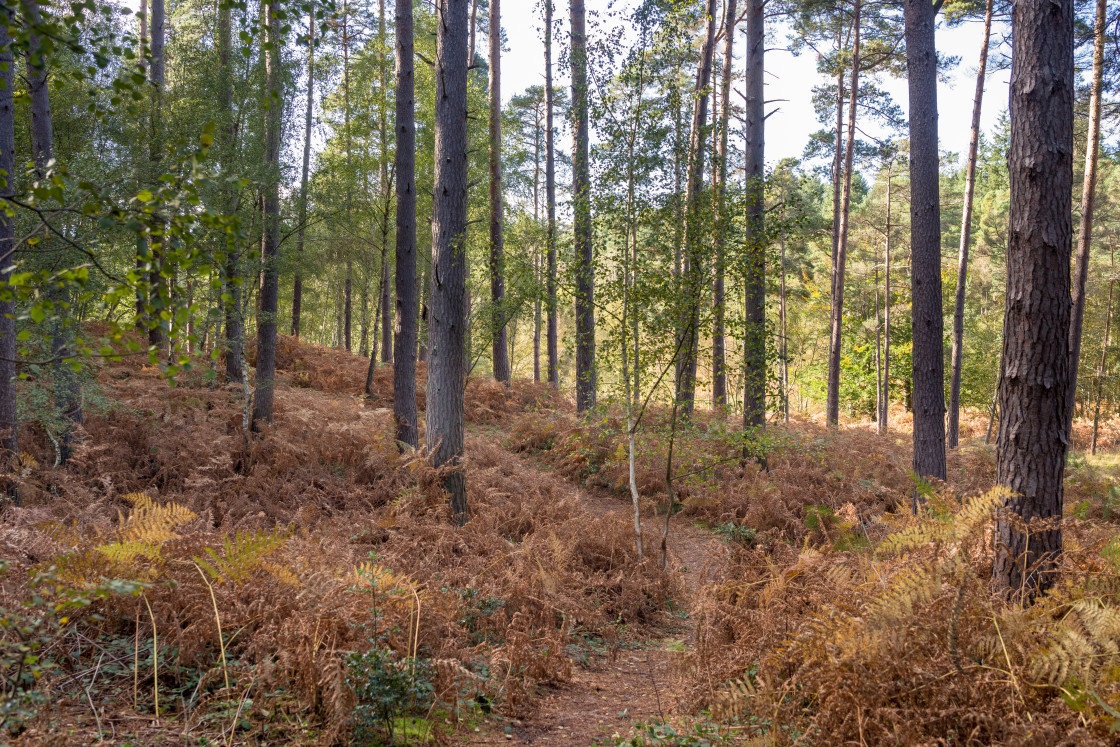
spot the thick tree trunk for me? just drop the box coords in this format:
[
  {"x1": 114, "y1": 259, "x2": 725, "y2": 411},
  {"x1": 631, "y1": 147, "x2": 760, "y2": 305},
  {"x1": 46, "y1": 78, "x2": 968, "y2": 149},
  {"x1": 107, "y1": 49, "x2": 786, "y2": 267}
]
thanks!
[
  {"x1": 712, "y1": 0, "x2": 736, "y2": 408},
  {"x1": 250, "y1": 2, "x2": 283, "y2": 429},
  {"x1": 393, "y1": 0, "x2": 418, "y2": 448},
  {"x1": 743, "y1": 0, "x2": 765, "y2": 429},
  {"x1": 291, "y1": 4, "x2": 315, "y2": 338},
  {"x1": 544, "y1": 0, "x2": 558, "y2": 388},
  {"x1": 992, "y1": 0, "x2": 1073, "y2": 599},
  {"x1": 947, "y1": 0, "x2": 993, "y2": 448},
  {"x1": 0, "y1": 15, "x2": 17, "y2": 497},
  {"x1": 427, "y1": 0, "x2": 470, "y2": 522},
  {"x1": 826, "y1": 0, "x2": 860, "y2": 427},
  {"x1": 489, "y1": 0, "x2": 509, "y2": 382},
  {"x1": 904, "y1": 0, "x2": 947, "y2": 492},
  {"x1": 678, "y1": 0, "x2": 718, "y2": 418},
  {"x1": 571, "y1": 0, "x2": 595, "y2": 412},
  {"x1": 1064, "y1": 0, "x2": 1106, "y2": 439}
]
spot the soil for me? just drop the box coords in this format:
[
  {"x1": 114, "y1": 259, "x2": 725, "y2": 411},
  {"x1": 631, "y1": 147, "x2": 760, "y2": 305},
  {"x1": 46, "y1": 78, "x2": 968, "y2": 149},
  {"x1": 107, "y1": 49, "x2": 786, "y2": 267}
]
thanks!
[{"x1": 469, "y1": 448, "x2": 727, "y2": 745}]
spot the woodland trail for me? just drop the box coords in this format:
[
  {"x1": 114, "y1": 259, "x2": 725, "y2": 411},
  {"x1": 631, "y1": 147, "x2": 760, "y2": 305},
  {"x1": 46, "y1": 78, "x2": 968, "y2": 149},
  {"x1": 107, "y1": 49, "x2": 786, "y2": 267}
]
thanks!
[{"x1": 470, "y1": 446, "x2": 727, "y2": 745}]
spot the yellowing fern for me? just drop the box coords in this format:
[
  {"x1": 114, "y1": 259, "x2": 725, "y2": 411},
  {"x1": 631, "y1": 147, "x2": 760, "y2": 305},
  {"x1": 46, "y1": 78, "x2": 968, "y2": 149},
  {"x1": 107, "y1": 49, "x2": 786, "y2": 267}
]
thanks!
[
  {"x1": 194, "y1": 529, "x2": 289, "y2": 584},
  {"x1": 117, "y1": 492, "x2": 197, "y2": 544},
  {"x1": 877, "y1": 486, "x2": 1006, "y2": 556}
]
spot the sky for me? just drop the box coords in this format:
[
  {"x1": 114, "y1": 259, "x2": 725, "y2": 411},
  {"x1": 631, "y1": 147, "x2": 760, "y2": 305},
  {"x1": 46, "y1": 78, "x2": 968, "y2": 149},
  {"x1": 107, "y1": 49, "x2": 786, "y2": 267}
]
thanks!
[{"x1": 499, "y1": 1, "x2": 1012, "y2": 171}]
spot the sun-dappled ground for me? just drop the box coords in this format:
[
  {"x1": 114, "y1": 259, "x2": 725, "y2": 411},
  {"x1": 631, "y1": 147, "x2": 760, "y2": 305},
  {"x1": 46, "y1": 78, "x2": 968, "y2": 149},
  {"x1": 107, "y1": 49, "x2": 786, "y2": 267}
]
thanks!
[{"x1": 2, "y1": 335, "x2": 1120, "y2": 745}]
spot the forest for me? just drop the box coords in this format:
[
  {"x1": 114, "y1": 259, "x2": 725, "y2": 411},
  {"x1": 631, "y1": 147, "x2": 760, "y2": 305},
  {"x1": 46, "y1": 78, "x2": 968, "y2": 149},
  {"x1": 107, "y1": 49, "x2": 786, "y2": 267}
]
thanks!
[{"x1": 0, "y1": 0, "x2": 1114, "y2": 742}]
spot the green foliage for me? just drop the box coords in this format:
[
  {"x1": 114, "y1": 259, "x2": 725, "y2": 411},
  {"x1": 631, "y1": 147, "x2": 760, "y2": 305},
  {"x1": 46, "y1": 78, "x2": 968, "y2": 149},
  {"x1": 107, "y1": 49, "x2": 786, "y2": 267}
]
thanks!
[
  {"x1": 606, "y1": 719, "x2": 740, "y2": 746},
  {"x1": 346, "y1": 646, "x2": 435, "y2": 745},
  {"x1": 712, "y1": 522, "x2": 756, "y2": 547}
]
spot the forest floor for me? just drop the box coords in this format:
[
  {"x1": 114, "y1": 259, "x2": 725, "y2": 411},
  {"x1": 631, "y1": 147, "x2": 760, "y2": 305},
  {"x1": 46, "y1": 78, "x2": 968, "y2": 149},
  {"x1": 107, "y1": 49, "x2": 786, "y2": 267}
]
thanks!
[
  {"x1": 6, "y1": 334, "x2": 1120, "y2": 745},
  {"x1": 466, "y1": 456, "x2": 724, "y2": 746}
]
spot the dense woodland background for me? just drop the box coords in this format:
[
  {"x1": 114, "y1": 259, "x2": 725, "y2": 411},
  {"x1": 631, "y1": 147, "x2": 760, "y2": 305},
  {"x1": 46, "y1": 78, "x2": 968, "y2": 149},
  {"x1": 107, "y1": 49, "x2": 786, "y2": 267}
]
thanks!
[{"x1": 0, "y1": 0, "x2": 1115, "y2": 743}]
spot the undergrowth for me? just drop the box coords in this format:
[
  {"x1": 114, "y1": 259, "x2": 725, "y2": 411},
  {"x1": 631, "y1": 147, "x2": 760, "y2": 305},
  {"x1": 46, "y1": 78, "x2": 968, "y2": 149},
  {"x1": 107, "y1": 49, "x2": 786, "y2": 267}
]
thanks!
[{"x1": 0, "y1": 333, "x2": 673, "y2": 744}]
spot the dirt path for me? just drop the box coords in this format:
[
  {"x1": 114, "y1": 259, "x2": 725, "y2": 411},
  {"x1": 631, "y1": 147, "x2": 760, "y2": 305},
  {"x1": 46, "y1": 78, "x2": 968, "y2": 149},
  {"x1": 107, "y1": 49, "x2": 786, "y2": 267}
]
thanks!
[{"x1": 470, "y1": 452, "x2": 726, "y2": 745}]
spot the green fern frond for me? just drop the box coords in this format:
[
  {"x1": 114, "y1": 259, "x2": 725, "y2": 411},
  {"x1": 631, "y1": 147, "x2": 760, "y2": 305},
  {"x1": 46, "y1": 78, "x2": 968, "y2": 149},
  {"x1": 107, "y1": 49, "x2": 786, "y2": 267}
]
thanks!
[{"x1": 194, "y1": 529, "x2": 289, "y2": 585}]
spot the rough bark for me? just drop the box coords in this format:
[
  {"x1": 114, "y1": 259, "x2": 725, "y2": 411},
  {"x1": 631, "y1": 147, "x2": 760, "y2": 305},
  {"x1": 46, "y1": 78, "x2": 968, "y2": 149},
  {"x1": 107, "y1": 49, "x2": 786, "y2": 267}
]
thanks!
[
  {"x1": 905, "y1": 0, "x2": 947, "y2": 490},
  {"x1": 992, "y1": 0, "x2": 1073, "y2": 599},
  {"x1": 826, "y1": 0, "x2": 861, "y2": 428},
  {"x1": 712, "y1": 0, "x2": 736, "y2": 408},
  {"x1": 743, "y1": 0, "x2": 765, "y2": 428},
  {"x1": 489, "y1": 0, "x2": 509, "y2": 382},
  {"x1": 427, "y1": 0, "x2": 470, "y2": 522},
  {"x1": 947, "y1": 0, "x2": 993, "y2": 448},
  {"x1": 544, "y1": 0, "x2": 558, "y2": 387},
  {"x1": 291, "y1": 4, "x2": 315, "y2": 338},
  {"x1": 677, "y1": 0, "x2": 718, "y2": 418},
  {"x1": 1064, "y1": 0, "x2": 1106, "y2": 439},
  {"x1": 393, "y1": 0, "x2": 418, "y2": 449},
  {"x1": 250, "y1": 2, "x2": 283, "y2": 430},
  {"x1": 571, "y1": 0, "x2": 595, "y2": 411}
]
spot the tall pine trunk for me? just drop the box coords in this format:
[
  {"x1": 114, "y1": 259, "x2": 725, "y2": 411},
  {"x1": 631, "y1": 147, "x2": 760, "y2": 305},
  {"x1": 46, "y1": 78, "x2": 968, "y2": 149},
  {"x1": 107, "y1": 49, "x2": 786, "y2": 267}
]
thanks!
[
  {"x1": 250, "y1": 1, "x2": 283, "y2": 429},
  {"x1": 992, "y1": 0, "x2": 1073, "y2": 599},
  {"x1": 27, "y1": 1, "x2": 81, "y2": 453},
  {"x1": 378, "y1": 0, "x2": 393, "y2": 364},
  {"x1": 291, "y1": 4, "x2": 315, "y2": 338},
  {"x1": 712, "y1": 0, "x2": 736, "y2": 408},
  {"x1": 677, "y1": 0, "x2": 718, "y2": 418},
  {"x1": 571, "y1": 0, "x2": 595, "y2": 411},
  {"x1": 393, "y1": 0, "x2": 418, "y2": 449},
  {"x1": 1064, "y1": 0, "x2": 1106, "y2": 439},
  {"x1": 904, "y1": 0, "x2": 947, "y2": 494},
  {"x1": 947, "y1": 0, "x2": 993, "y2": 448},
  {"x1": 544, "y1": 0, "x2": 558, "y2": 387},
  {"x1": 427, "y1": 0, "x2": 470, "y2": 522},
  {"x1": 826, "y1": 0, "x2": 861, "y2": 427},
  {"x1": 743, "y1": 0, "x2": 765, "y2": 429},
  {"x1": 148, "y1": 0, "x2": 166, "y2": 350},
  {"x1": 489, "y1": 0, "x2": 509, "y2": 382},
  {"x1": 219, "y1": 0, "x2": 243, "y2": 382}
]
